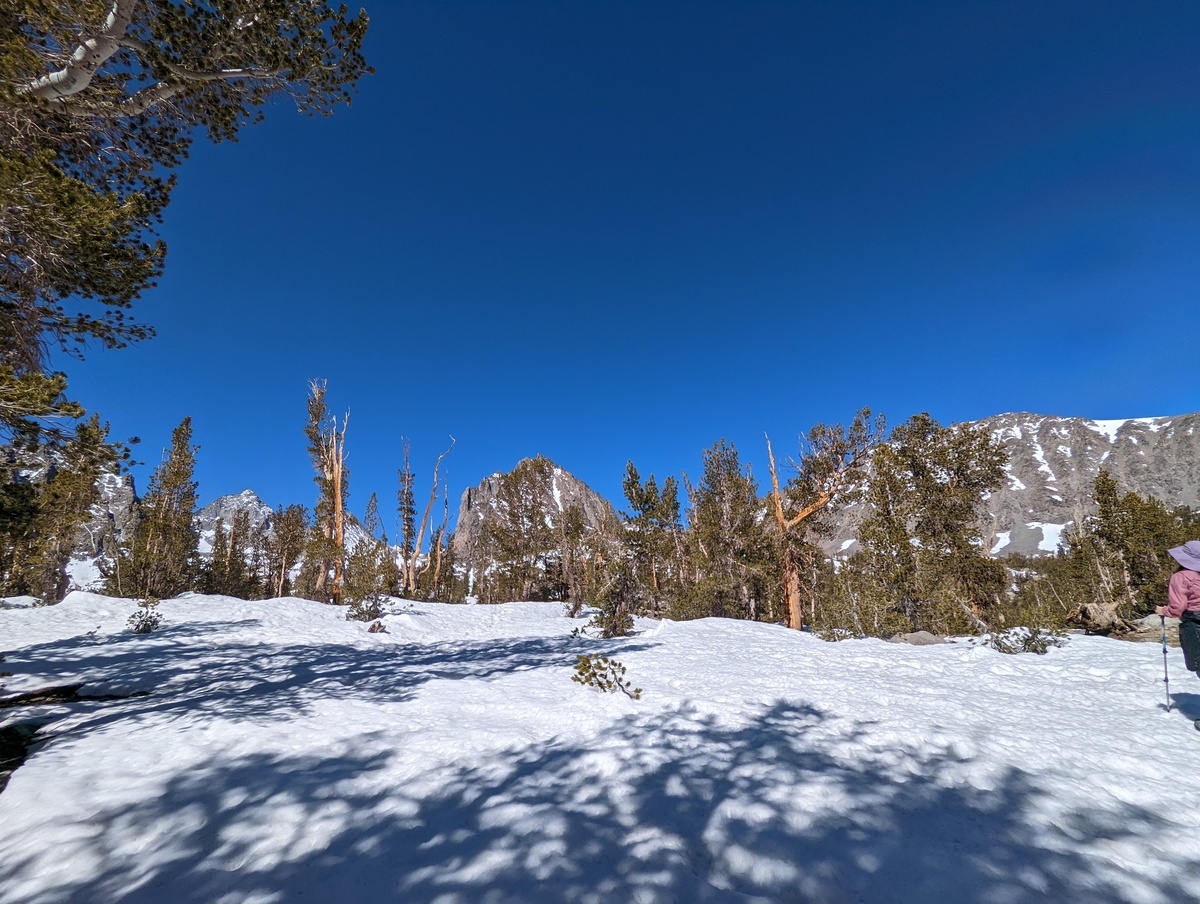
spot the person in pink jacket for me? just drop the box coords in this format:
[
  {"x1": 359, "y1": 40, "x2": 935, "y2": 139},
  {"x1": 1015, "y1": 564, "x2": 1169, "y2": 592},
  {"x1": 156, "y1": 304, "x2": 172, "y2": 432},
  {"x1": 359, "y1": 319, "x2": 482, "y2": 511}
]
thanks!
[{"x1": 1155, "y1": 540, "x2": 1200, "y2": 676}]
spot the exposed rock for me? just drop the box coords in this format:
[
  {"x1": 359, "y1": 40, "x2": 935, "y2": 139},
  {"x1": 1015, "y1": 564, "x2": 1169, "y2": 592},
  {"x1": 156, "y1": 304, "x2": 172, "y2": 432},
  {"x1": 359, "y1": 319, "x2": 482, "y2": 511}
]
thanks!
[
  {"x1": 80, "y1": 470, "x2": 139, "y2": 556},
  {"x1": 827, "y1": 411, "x2": 1200, "y2": 559},
  {"x1": 196, "y1": 490, "x2": 275, "y2": 555},
  {"x1": 196, "y1": 489, "x2": 275, "y2": 536},
  {"x1": 0, "y1": 445, "x2": 138, "y2": 557},
  {"x1": 367, "y1": 620, "x2": 386, "y2": 634},
  {"x1": 978, "y1": 411, "x2": 1200, "y2": 557},
  {"x1": 888, "y1": 631, "x2": 948, "y2": 646},
  {"x1": 451, "y1": 456, "x2": 617, "y2": 575}
]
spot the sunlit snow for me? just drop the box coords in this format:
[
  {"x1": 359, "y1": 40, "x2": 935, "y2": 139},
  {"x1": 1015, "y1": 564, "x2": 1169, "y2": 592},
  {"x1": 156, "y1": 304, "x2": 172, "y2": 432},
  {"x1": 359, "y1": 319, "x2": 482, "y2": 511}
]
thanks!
[
  {"x1": 1028, "y1": 522, "x2": 1067, "y2": 553},
  {"x1": 2, "y1": 593, "x2": 1198, "y2": 903}
]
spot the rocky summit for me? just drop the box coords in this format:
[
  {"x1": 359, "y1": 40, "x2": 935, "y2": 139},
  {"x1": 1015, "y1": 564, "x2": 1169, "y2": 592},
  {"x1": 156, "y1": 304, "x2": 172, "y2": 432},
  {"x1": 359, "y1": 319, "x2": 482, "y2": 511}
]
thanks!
[{"x1": 451, "y1": 456, "x2": 616, "y2": 575}]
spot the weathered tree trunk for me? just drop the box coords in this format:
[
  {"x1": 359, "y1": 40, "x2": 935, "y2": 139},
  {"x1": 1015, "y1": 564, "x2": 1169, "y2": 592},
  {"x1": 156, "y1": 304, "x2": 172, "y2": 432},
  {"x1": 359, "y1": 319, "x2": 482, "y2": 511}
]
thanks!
[
  {"x1": 331, "y1": 444, "x2": 345, "y2": 606},
  {"x1": 782, "y1": 550, "x2": 804, "y2": 630},
  {"x1": 407, "y1": 439, "x2": 455, "y2": 594}
]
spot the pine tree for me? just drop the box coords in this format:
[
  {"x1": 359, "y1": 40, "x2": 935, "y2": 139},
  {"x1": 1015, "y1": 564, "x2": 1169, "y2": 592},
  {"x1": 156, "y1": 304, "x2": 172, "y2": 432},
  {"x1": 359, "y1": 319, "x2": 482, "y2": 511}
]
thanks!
[
  {"x1": 262, "y1": 505, "x2": 308, "y2": 599},
  {"x1": 678, "y1": 440, "x2": 776, "y2": 621},
  {"x1": 477, "y1": 455, "x2": 567, "y2": 603},
  {"x1": 397, "y1": 440, "x2": 417, "y2": 592},
  {"x1": 1, "y1": 416, "x2": 118, "y2": 601},
  {"x1": 200, "y1": 510, "x2": 259, "y2": 598},
  {"x1": 2, "y1": 4, "x2": 370, "y2": 454},
  {"x1": 852, "y1": 413, "x2": 1008, "y2": 635},
  {"x1": 1030, "y1": 470, "x2": 1200, "y2": 632},
  {"x1": 620, "y1": 462, "x2": 684, "y2": 614},
  {"x1": 107, "y1": 417, "x2": 200, "y2": 600},
  {"x1": 296, "y1": 381, "x2": 348, "y2": 604},
  {"x1": 766, "y1": 408, "x2": 883, "y2": 630},
  {"x1": 344, "y1": 492, "x2": 394, "y2": 620}
]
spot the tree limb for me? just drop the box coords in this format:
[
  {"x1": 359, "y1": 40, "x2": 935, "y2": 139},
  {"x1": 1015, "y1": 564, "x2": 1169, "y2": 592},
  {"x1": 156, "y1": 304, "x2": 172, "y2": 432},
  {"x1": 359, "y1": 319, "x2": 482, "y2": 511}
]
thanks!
[{"x1": 20, "y1": 0, "x2": 138, "y2": 101}]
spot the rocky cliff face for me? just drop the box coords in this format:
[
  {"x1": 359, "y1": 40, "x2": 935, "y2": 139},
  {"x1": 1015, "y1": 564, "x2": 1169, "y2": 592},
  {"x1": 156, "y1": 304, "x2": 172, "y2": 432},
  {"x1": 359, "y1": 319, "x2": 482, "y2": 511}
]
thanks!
[
  {"x1": 977, "y1": 411, "x2": 1200, "y2": 556},
  {"x1": 826, "y1": 411, "x2": 1200, "y2": 558},
  {"x1": 451, "y1": 457, "x2": 616, "y2": 573},
  {"x1": 196, "y1": 490, "x2": 276, "y2": 554},
  {"x1": 81, "y1": 470, "x2": 139, "y2": 556},
  {"x1": 0, "y1": 446, "x2": 138, "y2": 557}
]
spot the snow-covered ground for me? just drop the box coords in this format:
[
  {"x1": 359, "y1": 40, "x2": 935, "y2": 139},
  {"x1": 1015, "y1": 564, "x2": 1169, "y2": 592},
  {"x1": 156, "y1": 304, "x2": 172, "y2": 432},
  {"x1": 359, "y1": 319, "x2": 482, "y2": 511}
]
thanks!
[{"x1": 2, "y1": 593, "x2": 1199, "y2": 903}]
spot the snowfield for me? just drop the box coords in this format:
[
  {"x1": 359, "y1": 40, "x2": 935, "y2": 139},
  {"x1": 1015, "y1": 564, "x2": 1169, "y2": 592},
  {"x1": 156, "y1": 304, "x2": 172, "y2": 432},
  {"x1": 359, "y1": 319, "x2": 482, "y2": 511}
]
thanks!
[{"x1": 2, "y1": 594, "x2": 1199, "y2": 903}]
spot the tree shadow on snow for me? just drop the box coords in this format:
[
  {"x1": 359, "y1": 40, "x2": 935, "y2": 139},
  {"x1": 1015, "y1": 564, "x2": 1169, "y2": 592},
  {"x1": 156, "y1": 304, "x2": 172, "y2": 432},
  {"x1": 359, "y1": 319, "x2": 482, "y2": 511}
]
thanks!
[
  {"x1": 2, "y1": 702, "x2": 1193, "y2": 904},
  {"x1": 3, "y1": 620, "x2": 653, "y2": 745}
]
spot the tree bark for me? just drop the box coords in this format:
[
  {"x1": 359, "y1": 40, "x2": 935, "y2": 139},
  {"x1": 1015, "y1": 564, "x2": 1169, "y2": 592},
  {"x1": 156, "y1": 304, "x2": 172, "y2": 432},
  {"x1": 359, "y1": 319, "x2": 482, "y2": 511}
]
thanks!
[{"x1": 21, "y1": 0, "x2": 136, "y2": 101}]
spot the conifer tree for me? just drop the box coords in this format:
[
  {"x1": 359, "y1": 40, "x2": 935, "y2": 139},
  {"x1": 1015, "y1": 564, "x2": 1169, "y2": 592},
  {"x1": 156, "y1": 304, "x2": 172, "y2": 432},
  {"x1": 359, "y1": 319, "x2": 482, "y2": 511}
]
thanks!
[
  {"x1": 262, "y1": 504, "x2": 308, "y2": 599},
  {"x1": 621, "y1": 462, "x2": 684, "y2": 613},
  {"x1": 404, "y1": 439, "x2": 455, "y2": 594},
  {"x1": 1, "y1": 415, "x2": 118, "y2": 601},
  {"x1": 852, "y1": 413, "x2": 1007, "y2": 634},
  {"x1": 397, "y1": 440, "x2": 417, "y2": 592},
  {"x1": 2, "y1": 3, "x2": 371, "y2": 451},
  {"x1": 766, "y1": 408, "x2": 883, "y2": 630},
  {"x1": 200, "y1": 510, "x2": 258, "y2": 598},
  {"x1": 679, "y1": 440, "x2": 776, "y2": 621},
  {"x1": 477, "y1": 455, "x2": 566, "y2": 603},
  {"x1": 107, "y1": 417, "x2": 200, "y2": 599},
  {"x1": 297, "y1": 380, "x2": 348, "y2": 604},
  {"x1": 1028, "y1": 470, "x2": 1200, "y2": 632},
  {"x1": 343, "y1": 491, "x2": 394, "y2": 618}
]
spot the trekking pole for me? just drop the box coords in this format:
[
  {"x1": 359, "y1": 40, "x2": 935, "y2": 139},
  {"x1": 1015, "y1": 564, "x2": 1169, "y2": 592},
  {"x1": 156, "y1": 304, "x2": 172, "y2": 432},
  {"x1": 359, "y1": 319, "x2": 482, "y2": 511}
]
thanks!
[{"x1": 1161, "y1": 614, "x2": 1171, "y2": 713}]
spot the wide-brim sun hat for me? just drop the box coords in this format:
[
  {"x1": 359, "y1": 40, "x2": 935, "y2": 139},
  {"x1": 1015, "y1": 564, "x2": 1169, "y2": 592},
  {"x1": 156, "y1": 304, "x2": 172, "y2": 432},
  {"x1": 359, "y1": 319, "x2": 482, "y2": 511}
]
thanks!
[{"x1": 1168, "y1": 540, "x2": 1200, "y2": 571}]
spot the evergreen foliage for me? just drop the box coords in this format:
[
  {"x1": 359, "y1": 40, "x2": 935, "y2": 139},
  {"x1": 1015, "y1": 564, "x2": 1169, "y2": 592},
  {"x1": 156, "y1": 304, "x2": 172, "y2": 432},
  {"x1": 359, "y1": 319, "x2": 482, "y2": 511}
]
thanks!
[
  {"x1": 830, "y1": 413, "x2": 1008, "y2": 637},
  {"x1": 1, "y1": 2, "x2": 371, "y2": 446},
  {"x1": 415, "y1": 527, "x2": 467, "y2": 603},
  {"x1": 571, "y1": 654, "x2": 642, "y2": 699},
  {"x1": 768, "y1": 408, "x2": 884, "y2": 629},
  {"x1": 127, "y1": 598, "x2": 162, "y2": 634},
  {"x1": 477, "y1": 456, "x2": 570, "y2": 603},
  {"x1": 296, "y1": 381, "x2": 348, "y2": 603},
  {"x1": 1014, "y1": 470, "x2": 1200, "y2": 632},
  {"x1": 620, "y1": 462, "x2": 684, "y2": 615},
  {"x1": 397, "y1": 441, "x2": 417, "y2": 591},
  {"x1": 675, "y1": 440, "x2": 776, "y2": 622},
  {"x1": 260, "y1": 504, "x2": 308, "y2": 599},
  {"x1": 200, "y1": 511, "x2": 260, "y2": 599},
  {"x1": 0, "y1": 415, "x2": 118, "y2": 601},
  {"x1": 105, "y1": 417, "x2": 199, "y2": 600},
  {"x1": 343, "y1": 492, "x2": 397, "y2": 614}
]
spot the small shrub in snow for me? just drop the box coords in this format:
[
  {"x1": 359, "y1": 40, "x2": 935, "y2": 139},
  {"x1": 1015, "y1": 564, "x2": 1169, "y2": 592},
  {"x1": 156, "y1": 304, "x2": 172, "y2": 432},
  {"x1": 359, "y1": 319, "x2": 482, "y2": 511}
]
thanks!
[
  {"x1": 572, "y1": 654, "x2": 642, "y2": 699},
  {"x1": 987, "y1": 626, "x2": 1065, "y2": 655},
  {"x1": 346, "y1": 595, "x2": 384, "y2": 623},
  {"x1": 127, "y1": 599, "x2": 162, "y2": 634}
]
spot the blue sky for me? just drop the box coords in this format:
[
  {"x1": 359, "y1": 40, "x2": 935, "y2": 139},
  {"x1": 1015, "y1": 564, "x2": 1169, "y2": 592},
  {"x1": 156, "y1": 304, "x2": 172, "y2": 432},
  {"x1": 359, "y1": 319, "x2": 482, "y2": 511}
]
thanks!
[{"x1": 61, "y1": 1, "x2": 1200, "y2": 526}]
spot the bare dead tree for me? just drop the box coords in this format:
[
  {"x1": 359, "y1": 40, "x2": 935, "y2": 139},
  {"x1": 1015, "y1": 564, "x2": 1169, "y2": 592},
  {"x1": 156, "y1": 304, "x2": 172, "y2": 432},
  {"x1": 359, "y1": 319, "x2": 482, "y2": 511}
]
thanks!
[{"x1": 406, "y1": 438, "x2": 455, "y2": 594}]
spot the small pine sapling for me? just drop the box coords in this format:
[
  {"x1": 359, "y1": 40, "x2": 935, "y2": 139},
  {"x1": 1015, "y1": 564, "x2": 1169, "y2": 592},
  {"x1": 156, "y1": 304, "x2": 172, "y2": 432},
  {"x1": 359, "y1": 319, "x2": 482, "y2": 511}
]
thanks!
[
  {"x1": 346, "y1": 595, "x2": 385, "y2": 622},
  {"x1": 571, "y1": 654, "x2": 642, "y2": 699},
  {"x1": 988, "y1": 625, "x2": 1066, "y2": 655},
  {"x1": 128, "y1": 599, "x2": 162, "y2": 634}
]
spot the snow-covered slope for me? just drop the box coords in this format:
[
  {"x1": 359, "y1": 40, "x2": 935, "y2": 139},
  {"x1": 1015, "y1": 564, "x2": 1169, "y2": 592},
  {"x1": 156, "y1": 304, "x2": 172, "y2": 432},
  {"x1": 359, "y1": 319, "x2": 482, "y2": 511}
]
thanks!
[{"x1": 2, "y1": 595, "x2": 1198, "y2": 902}]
